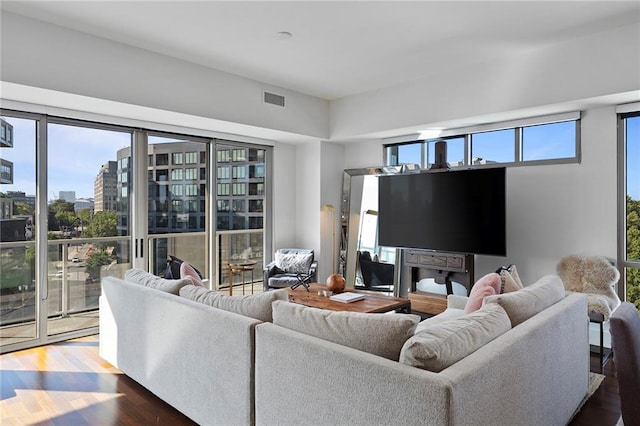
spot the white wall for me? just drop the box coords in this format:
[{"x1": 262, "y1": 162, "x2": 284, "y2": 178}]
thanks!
[
  {"x1": 344, "y1": 140, "x2": 386, "y2": 169},
  {"x1": 474, "y1": 105, "x2": 619, "y2": 284},
  {"x1": 271, "y1": 142, "x2": 297, "y2": 256},
  {"x1": 318, "y1": 141, "x2": 345, "y2": 281},
  {"x1": 294, "y1": 142, "x2": 322, "y2": 254}
]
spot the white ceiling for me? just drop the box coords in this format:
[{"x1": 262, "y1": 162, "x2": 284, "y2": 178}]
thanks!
[{"x1": 2, "y1": 1, "x2": 639, "y2": 101}]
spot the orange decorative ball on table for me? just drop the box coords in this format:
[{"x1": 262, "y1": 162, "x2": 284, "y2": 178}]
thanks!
[{"x1": 326, "y1": 274, "x2": 346, "y2": 293}]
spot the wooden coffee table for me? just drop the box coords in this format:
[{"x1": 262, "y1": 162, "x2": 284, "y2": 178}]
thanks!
[{"x1": 287, "y1": 283, "x2": 411, "y2": 313}]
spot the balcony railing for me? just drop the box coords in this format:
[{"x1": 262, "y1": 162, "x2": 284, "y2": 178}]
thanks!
[
  {"x1": 147, "y1": 230, "x2": 263, "y2": 291},
  {"x1": 0, "y1": 236, "x2": 131, "y2": 327},
  {"x1": 1, "y1": 230, "x2": 265, "y2": 330}
]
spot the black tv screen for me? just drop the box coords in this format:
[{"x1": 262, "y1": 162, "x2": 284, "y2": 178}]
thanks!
[{"x1": 378, "y1": 167, "x2": 506, "y2": 256}]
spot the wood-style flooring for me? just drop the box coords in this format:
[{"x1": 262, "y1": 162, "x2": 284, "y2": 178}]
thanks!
[{"x1": 0, "y1": 335, "x2": 622, "y2": 425}]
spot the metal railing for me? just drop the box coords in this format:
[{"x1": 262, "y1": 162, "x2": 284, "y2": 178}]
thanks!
[
  {"x1": 0, "y1": 236, "x2": 131, "y2": 327},
  {"x1": 147, "y1": 229, "x2": 264, "y2": 290}
]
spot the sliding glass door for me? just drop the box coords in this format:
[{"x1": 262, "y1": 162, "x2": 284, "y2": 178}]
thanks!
[
  {"x1": 215, "y1": 141, "x2": 269, "y2": 293},
  {"x1": 146, "y1": 134, "x2": 210, "y2": 279},
  {"x1": 45, "y1": 121, "x2": 133, "y2": 339},
  {"x1": 0, "y1": 114, "x2": 39, "y2": 349},
  {"x1": 619, "y1": 111, "x2": 640, "y2": 308}
]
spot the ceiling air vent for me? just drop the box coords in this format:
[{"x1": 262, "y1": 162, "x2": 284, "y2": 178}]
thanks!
[{"x1": 263, "y1": 91, "x2": 285, "y2": 107}]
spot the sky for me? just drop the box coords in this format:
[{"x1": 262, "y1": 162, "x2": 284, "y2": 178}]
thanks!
[
  {"x1": 1, "y1": 115, "x2": 639, "y2": 201},
  {"x1": 1, "y1": 118, "x2": 184, "y2": 200}
]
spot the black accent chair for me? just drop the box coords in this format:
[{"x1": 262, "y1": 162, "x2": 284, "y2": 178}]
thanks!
[
  {"x1": 609, "y1": 302, "x2": 640, "y2": 425},
  {"x1": 357, "y1": 250, "x2": 394, "y2": 292},
  {"x1": 263, "y1": 248, "x2": 318, "y2": 291}
]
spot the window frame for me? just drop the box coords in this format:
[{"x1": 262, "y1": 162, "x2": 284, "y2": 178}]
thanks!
[
  {"x1": 617, "y1": 107, "x2": 640, "y2": 304},
  {"x1": 384, "y1": 112, "x2": 581, "y2": 169}
]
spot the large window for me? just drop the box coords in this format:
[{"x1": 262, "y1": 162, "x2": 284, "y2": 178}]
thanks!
[
  {"x1": 385, "y1": 113, "x2": 580, "y2": 169},
  {"x1": 619, "y1": 109, "x2": 640, "y2": 308},
  {"x1": 0, "y1": 108, "x2": 272, "y2": 353},
  {"x1": 0, "y1": 113, "x2": 135, "y2": 353}
]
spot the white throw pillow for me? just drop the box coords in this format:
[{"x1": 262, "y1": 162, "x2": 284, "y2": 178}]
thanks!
[
  {"x1": 124, "y1": 268, "x2": 192, "y2": 295},
  {"x1": 483, "y1": 274, "x2": 565, "y2": 327},
  {"x1": 274, "y1": 251, "x2": 313, "y2": 274},
  {"x1": 179, "y1": 285, "x2": 288, "y2": 322},
  {"x1": 399, "y1": 303, "x2": 511, "y2": 372},
  {"x1": 272, "y1": 300, "x2": 420, "y2": 361}
]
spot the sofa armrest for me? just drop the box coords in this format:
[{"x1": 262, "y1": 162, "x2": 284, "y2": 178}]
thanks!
[
  {"x1": 447, "y1": 294, "x2": 468, "y2": 310},
  {"x1": 309, "y1": 260, "x2": 318, "y2": 281},
  {"x1": 263, "y1": 261, "x2": 277, "y2": 291},
  {"x1": 440, "y1": 293, "x2": 589, "y2": 426}
]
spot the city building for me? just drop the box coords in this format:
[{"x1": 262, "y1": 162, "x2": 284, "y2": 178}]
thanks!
[
  {"x1": 58, "y1": 191, "x2": 76, "y2": 203},
  {"x1": 0, "y1": 118, "x2": 13, "y2": 148},
  {"x1": 94, "y1": 161, "x2": 117, "y2": 212},
  {"x1": 74, "y1": 198, "x2": 94, "y2": 212},
  {"x1": 116, "y1": 142, "x2": 266, "y2": 236},
  {"x1": 0, "y1": 158, "x2": 13, "y2": 184}
]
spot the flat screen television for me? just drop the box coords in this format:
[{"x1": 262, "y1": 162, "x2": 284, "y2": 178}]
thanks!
[{"x1": 378, "y1": 167, "x2": 506, "y2": 256}]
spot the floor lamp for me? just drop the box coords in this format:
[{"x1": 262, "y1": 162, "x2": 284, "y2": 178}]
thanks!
[{"x1": 322, "y1": 204, "x2": 336, "y2": 274}]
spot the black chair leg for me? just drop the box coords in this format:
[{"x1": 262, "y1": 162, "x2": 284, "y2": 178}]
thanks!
[{"x1": 599, "y1": 320, "x2": 604, "y2": 372}]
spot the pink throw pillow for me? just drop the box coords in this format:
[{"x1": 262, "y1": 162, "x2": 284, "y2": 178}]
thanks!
[
  {"x1": 464, "y1": 273, "x2": 501, "y2": 314},
  {"x1": 180, "y1": 262, "x2": 204, "y2": 287}
]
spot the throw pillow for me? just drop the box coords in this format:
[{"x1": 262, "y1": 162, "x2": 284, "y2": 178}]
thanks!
[
  {"x1": 272, "y1": 300, "x2": 420, "y2": 361},
  {"x1": 124, "y1": 268, "x2": 192, "y2": 295},
  {"x1": 414, "y1": 308, "x2": 467, "y2": 334},
  {"x1": 179, "y1": 285, "x2": 288, "y2": 322},
  {"x1": 464, "y1": 272, "x2": 501, "y2": 314},
  {"x1": 497, "y1": 264, "x2": 524, "y2": 293},
  {"x1": 180, "y1": 262, "x2": 204, "y2": 287},
  {"x1": 483, "y1": 274, "x2": 565, "y2": 327},
  {"x1": 274, "y1": 251, "x2": 313, "y2": 274},
  {"x1": 164, "y1": 255, "x2": 204, "y2": 280},
  {"x1": 399, "y1": 303, "x2": 511, "y2": 372}
]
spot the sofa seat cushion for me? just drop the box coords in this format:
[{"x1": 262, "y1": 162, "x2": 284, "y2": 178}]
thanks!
[
  {"x1": 179, "y1": 285, "x2": 288, "y2": 322},
  {"x1": 399, "y1": 303, "x2": 511, "y2": 372},
  {"x1": 124, "y1": 268, "x2": 192, "y2": 295},
  {"x1": 268, "y1": 274, "x2": 303, "y2": 288},
  {"x1": 483, "y1": 275, "x2": 565, "y2": 327},
  {"x1": 272, "y1": 300, "x2": 420, "y2": 361}
]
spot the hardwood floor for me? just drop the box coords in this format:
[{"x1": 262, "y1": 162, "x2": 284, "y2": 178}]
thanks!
[
  {"x1": 569, "y1": 355, "x2": 622, "y2": 426},
  {"x1": 0, "y1": 336, "x2": 195, "y2": 425},
  {"x1": 0, "y1": 335, "x2": 622, "y2": 425}
]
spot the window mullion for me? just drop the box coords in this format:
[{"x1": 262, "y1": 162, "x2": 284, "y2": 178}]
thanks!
[{"x1": 515, "y1": 127, "x2": 522, "y2": 162}]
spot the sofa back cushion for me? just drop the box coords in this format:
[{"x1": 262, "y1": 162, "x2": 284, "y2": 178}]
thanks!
[
  {"x1": 272, "y1": 300, "x2": 420, "y2": 361},
  {"x1": 124, "y1": 268, "x2": 192, "y2": 295},
  {"x1": 274, "y1": 250, "x2": 313, "y2": 274},
  {"x1": 179, "y1": 285, "x2": 288, "y2": 322},
  {"x1": 483, "y1": 275, "x2": 565, "y2": 327},
  {"x1": 399, "y1": 303, "x2": 511, "y2": 372}
]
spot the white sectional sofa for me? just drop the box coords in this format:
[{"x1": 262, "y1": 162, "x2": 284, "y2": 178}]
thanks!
[
  {"x1": 100, "y1": 276, "x2": 262, "y2": 425},
  {"x1": 100, "y1": 273, "x2": 589, "y2": 426}
]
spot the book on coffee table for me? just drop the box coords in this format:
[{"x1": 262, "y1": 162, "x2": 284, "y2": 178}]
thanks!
[{"x1": 330, "y1": 292, "x2": 365, "y2": 303}]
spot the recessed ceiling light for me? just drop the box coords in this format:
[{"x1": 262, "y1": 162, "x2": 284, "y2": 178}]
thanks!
[{"x1": 275, "y1": 31, "x2": 292, "y2": 40}]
